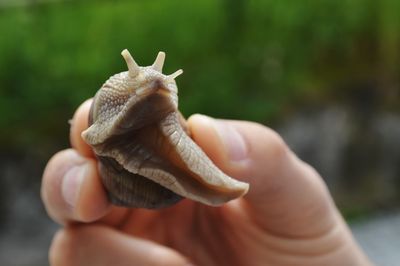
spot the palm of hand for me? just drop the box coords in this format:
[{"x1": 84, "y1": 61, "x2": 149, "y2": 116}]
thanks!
[{"x1": 104, "y1": 199, "x2": 269, "y2": 266}]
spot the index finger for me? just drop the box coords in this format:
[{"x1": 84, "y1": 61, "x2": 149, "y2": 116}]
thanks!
[{"x1": 70, "y1": 99, "x2": 94, "y2": 157}]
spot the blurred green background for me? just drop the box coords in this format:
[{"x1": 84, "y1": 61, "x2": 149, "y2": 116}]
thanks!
[
  {"x1": 0, "y1": 0, "x2": 399, "y2": 265},
  {"x1": 2, "y1": 0, "x2": 399, "y2": 151}
]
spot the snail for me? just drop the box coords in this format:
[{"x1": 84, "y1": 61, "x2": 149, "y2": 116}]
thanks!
[{"x1": 81, "y1": 49, "x2": 249, "y2": 209}]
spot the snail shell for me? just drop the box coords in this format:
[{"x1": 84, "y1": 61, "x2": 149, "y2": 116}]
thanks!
[{"x1": 82, "y1": 49, "x2": 249, "y2": 209}]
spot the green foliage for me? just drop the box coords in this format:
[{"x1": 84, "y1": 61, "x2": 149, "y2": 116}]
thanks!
[{"x1": 0, "y1": 0, "x2": 399, "y2": 150}]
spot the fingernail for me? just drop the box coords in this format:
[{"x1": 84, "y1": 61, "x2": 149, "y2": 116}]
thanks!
[
  {"x1": 62, "y1": 164, "x2": 87, "y2": 208},
  {"x1": 212, "y1": 118, "x2": 248, "y2": 162}
]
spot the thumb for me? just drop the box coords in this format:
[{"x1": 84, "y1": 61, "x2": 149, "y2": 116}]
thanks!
[{"x1": 187, "y1": 114, "x2": 338, "y2": 237}]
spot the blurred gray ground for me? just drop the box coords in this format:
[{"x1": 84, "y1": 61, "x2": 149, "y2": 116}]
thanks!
[
  {"x1": 351, "y1": 211, "x2": 400, "y2": 266},
  {"x1": 0, "y1": 192, "x2": 58, "y2": 266},
  {"x1": 279, "y1": 105, "x2": 400, "y2": 209}
]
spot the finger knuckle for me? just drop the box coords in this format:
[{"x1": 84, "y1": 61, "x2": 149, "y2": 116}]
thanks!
[
  {"x1": 150, "y1": 248, "x2": 191, "y2": 266},
  {"x1": 252, "y1": 122, "x2": 289, "y2": 160},
  {"x1": 266, "y1": 129, "x2": 289, "y2": 159}
]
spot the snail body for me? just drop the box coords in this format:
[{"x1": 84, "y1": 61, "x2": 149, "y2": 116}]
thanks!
[{"x1": 82, "y1": 49, "x2": 249, "y2": 209}]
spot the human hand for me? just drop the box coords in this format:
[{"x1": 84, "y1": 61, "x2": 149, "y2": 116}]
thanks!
[{"x1": 42, "y1": 99, "x2": 371, "y2": 266}]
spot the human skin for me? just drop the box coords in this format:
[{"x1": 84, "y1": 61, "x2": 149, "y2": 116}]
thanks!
[{"x1": 41, "y1": 99, "x2": 372, "y2": 266}]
